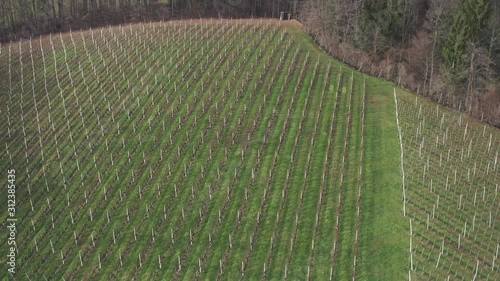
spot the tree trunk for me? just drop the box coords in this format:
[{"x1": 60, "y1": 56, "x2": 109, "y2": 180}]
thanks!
[
  {"x1": 423, "y1": 58, "x2": 428, "y2": 94},
  {"x1": 70, "y1": 0, "x2": 75, "y2": 17},
  {"x1": 272, "y1": 0, "x2": 275, "y2": 18},
  {"x1": 0, "y1": 3, "x2": 4, "y2": 34},
  {"x1": 31, "y1": 0, "x2": 36, "y2": 23},
  {"x1": 82, "y1": 0, "x2": 88, "y2": 14},
  {"x1": 466, "y1": 49, "x2": 475, "y2": 114},
  {"x1": 373, "y1": 26, "x2": 380, "y2": 55},
  {"x1": 58, "y1": 0, "x2": 64, "y2": 27},
  {"x1": 10, "y1": 4, "x2": 15, "y2": 34},
  {"x1": 429, "y1": 30, "x2": 437, "y2": 99},
  {"x1": 488, "y1": 24, "x2": 499, "y2": 61},
  {"x1": 50, "y1": 0, "x2": 57, "y2": 28}
]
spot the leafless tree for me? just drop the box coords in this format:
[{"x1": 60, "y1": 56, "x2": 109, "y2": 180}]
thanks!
[
  {"x1": 423, "y1": 0, "x2": 450, "y2": 98},
  {"x1": 406, "y1": 30, "x2": 433, "y2": 91}
]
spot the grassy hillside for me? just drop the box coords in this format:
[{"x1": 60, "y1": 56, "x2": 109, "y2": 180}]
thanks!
[{"x1": 0, "y1": 19, "x2": 497, "y2": 280}]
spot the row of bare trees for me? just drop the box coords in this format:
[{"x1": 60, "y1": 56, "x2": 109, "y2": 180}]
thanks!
[{"x1": 0, "y1": 0, "x2": 306, "y2": 42}]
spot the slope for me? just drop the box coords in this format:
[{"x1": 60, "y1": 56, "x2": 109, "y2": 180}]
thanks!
[{"x1": 1, "y1": 18, "x2": 459, "y2": 280}]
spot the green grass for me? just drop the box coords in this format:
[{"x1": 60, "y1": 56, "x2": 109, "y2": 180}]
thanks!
[
  {"x1": 2, "y1": 18, "x2": 496, "y2": 280},
  {"x1": 359, "y1": 77, "x2": 407, "y2": 280}
]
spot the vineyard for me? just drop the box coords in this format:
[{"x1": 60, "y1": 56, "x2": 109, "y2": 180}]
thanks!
[
  {"x1": 394, "y1": 90, "x2": 500, "y2": 280},
  {"x1": 0, "y1": 18, "x2": 497, "y2": 280}
]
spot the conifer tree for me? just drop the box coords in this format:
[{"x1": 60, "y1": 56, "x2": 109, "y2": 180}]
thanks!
[{"x1": 442, "y1": 0, "x2": 491, "y2": 73}]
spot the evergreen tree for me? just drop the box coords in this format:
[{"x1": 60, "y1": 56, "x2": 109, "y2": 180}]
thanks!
[
  {"x1": 356, "y1": 0, "x2": 386, "y2": 51},
  {"x1": 442, "y1": 0, "x2": 491, "y2": 73}
]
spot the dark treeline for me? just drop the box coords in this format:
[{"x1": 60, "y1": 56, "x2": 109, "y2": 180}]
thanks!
[
  {"x1": 1, "y1": 0, "x2": 498, "y2": 126},
  {"x1": 0, "y1": 0, "x2": 299, "y2": 42},
  {"x1": 302, "y1": 0, "x2": 499, "y2": 126}
]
